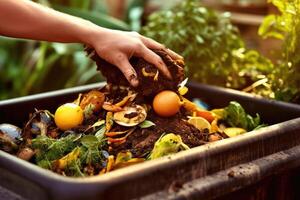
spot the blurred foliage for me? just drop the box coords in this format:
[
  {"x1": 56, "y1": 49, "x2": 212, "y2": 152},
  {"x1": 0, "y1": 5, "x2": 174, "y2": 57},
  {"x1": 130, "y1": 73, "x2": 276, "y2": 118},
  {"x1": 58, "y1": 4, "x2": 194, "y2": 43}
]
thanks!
[
  {"x1": 126, "y1": 0, "x2": 146, "y2": 32},
  {"x1": 259, "y1": 0, "x2": 300, "y2": 103},
  {"x1": 0, "y1": 37, "x2": 102, "y2": 100},
  {"x1": 4, "y1": 0, "x2": 299, "y2": 105},
  {"x1": 142, "y1": 0, "x2": 274, "y2": 97},
  {"x1": 0, "y1": 0, "x2": 143, "y2": 100}
]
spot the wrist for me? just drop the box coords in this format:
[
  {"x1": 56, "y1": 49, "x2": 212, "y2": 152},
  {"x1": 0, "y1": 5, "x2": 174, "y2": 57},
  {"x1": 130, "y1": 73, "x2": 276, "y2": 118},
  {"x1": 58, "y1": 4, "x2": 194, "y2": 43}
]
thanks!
[{"x1": 78, "y1": 21, "x2": 107, "y2": 47}]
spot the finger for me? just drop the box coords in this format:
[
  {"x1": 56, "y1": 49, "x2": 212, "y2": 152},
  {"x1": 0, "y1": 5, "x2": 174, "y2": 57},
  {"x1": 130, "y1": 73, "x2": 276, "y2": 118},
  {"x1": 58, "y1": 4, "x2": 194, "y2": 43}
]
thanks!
[
  {"x1": 165, "y1": 48, "x2": 183, "y2": 60},
  {"x1": 135, "y1": 45, "x2": 172, "y2": 80},
  {"x1": 140, "y1": 35, "x2": 183, "y2": 60},
  {"x1": 140, "y1": 35, "x2": 163, "y2": 49},
  {"x1": 114, "y1": 54, "x2": 139, "y2": 87}
]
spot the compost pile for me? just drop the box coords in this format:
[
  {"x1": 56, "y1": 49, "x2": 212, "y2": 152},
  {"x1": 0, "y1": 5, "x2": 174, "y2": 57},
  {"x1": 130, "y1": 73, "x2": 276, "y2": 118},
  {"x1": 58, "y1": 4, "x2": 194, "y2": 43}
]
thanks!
[{"x1": 0, "y1": 49, "x2": 265, "y2": 177}]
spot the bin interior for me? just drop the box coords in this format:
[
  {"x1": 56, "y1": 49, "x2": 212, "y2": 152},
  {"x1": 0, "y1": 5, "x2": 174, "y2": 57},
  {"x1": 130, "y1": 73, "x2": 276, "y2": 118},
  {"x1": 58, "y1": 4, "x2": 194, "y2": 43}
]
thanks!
[{"x1": 1, "y1": 82, "x2": 300, "y2": 200}]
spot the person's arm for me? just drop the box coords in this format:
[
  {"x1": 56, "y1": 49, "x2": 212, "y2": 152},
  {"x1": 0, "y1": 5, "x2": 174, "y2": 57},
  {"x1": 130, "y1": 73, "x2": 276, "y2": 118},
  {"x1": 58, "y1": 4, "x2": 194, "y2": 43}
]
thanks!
[{"x1": 0, "y1": 0, "x2": 181, "y2": 86}]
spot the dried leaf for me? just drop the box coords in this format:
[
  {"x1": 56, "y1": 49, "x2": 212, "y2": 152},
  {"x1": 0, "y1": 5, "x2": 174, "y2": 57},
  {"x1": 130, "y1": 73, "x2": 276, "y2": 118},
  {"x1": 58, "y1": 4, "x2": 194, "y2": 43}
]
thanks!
[
  {"x1": 92, "y1": 120, "x2": 105, "y2": 128},
  {"x1": 102, "y1": 102, "x2": 123, "y2": 112},
  {"x1": 106, "y1": 155, "x2": 115, "y2": 172},
  {"x1": 56, "y1": 147, "x2": 81, "y2": 170},
  {"x1": 115, "y1": 93, "x2": 137, "y2": 107},
  {"x1": 105, "y1": 112, "x2": 114, "y2": 133},
  {"x1": 105, "y1": 130, "x2": 129, "y2": 137}
]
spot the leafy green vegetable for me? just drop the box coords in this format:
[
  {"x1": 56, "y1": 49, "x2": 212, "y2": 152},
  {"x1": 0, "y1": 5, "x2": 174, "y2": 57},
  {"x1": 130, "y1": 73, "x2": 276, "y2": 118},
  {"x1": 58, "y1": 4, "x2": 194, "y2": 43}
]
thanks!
[
  {"x1": 259, "y1": 0, "x2": 300, "y2": 102},
  {"x1": 64, "y1": 159, "x2": 85, "y2": 177},
  {"x1": 31, "y1": 131, "x2": 107, "y2": 176},
  {"x1": 224, "y1": 101, "x2": 262, "y2": 131},
  {"x1": 115, "y1": 151, "x2": 133, "y2": 164},
  {"x1": 253, "y1": 124, "x2": 268, "y2": 131},
  {"x1": 83, "y1": 104, "x2": 95, "y2": 119},
  {"x1": 142, "y1": 0, "x2": 273, "y2": 92},
  {"x1": 32, "y1": 134, "x2": 78, "y2": 169},
  {"x1": 56, "y1": 146, "x2": 81, "y2": 169},
  {"x1": 149, "y1": 133, "x2": 189, "y2": 160},
  {"x1": 94, "y1": 125, "x2": 106, "y2": 141},
  {"x1": 81, "y1": 135, "x2": 100, "y2": 148},
  {"x1": 138, "y1": 120, "x2": 155, "y2": 128},
  {"x1": 79, "y1": 135, "x2": 108, "y2": 173}
]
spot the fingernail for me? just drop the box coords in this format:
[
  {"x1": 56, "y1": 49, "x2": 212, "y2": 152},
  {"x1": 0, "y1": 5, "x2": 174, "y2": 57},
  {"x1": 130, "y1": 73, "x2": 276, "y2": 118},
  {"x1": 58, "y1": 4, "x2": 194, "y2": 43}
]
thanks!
[
  {"x1": 157, "y1": 60, "x2": 172, "y2": 80},
  {"x1": 131, "y1": 78, "x2": 139, "y2": 87}
]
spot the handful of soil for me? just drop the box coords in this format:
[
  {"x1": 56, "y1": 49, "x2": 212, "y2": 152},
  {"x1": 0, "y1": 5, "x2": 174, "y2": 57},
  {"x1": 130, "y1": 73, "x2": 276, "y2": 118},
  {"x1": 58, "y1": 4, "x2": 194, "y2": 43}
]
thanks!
[{"x1": 85, "y1": 47, "x2": 185, "y2": 96}]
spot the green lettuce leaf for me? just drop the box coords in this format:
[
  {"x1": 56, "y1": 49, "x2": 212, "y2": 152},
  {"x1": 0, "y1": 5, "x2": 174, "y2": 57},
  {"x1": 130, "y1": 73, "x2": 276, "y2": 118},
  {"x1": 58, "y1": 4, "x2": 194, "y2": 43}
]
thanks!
[{"x1": 224, "y1": 101, "x2": 262, "y2": 131}]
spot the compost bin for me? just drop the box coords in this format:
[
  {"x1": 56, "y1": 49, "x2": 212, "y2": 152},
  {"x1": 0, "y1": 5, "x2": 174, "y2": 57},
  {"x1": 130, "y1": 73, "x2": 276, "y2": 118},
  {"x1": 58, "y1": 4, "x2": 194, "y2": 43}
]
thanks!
[{"x1": 1, "y1": 82, "x2": 300, "y2": 200}]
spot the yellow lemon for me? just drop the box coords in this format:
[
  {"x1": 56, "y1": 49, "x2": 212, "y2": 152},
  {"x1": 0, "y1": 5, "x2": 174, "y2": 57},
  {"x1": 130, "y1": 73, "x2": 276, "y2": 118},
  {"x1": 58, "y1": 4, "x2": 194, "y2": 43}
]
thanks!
[
  {"x1": 54, "y1": 103, "x2": 84, "y2": 130},
  {"x1": 223, "y1": 127, "x2": 246, "y2": 138},
  {"x1": 188, "y1": 116, "x2": 211, "y2": 132}
]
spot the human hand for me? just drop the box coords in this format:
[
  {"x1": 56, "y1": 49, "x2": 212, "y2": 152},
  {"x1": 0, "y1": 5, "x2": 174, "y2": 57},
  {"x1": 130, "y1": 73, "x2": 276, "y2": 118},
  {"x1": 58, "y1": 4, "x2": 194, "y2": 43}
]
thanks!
[
  {"x1": 85, "y1": 28, "x2": 182, "y2": 87},
  {"x1": 0, "y1": 0, "x2": 182, "y2": 87}
]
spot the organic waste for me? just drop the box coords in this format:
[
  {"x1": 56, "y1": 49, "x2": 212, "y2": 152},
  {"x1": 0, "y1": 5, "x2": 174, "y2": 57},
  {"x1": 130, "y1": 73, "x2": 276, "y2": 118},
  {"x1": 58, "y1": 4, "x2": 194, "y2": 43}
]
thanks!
[{"x1": 0, "y1": 50, "x2": 266, "y2": 177}]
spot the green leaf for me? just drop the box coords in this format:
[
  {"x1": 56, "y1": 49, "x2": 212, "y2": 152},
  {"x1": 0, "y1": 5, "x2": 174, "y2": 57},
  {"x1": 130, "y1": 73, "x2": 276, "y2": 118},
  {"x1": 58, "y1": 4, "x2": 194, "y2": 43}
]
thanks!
[
  {"x1": 32, "y1": 134, "x2": 78, "y2": 169},
  {"x1": 148, "y1": 133, "x2": 189, "y2": 160},
  {"x1": 53, "y1": 5, "x2": 130, "y2": 31},
  {"x1": 79, "y1": 135, "x2": 106, "y2": 167},
  {"x1": 83, "y1": 103, "x2": 95, "y2": 119},
  {"x1": 258, "y1": 15, "x2": 284, "y2": 40},
  {"x1": 95, "y1": 125, "x2": 106, "y2": 140},
  {"x1": 91, "y1": 120, "x2": 105, "y2": 128},
  {"x1": 253, "y1": 124, "x2": 268, "y2": 131},
  {"x1": 270, "y1": 0, "x2": 285, "y2": 13},
  {"x1": 115, "y1": 151, "x2": 132, "y2": 164},
  {"x1": 224, "y1": 101, "x2": 248, "y2": 129},
  {"x1": 196, "y1": 35, "x2": 204, "y2": 44},
  {"x1": 139, "y1": 120, "x2": 155, "y2": 128},
  {"x1": 80, "y1": 135, "x2": 99, "y2": 148},
  {"x1": 224, "y1": 101, "x2": 263, "y2": 131}
]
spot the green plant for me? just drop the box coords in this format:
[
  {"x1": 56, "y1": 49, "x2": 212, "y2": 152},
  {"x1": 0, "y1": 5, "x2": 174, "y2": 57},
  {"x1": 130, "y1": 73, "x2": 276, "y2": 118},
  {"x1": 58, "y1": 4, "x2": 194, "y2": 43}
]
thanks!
[
  {"x1": 142, "y1": 0, "x2": 274, "y2": 93},
  {"x1": 259, "y1": 0, "x2": 300, "y2": 102}
]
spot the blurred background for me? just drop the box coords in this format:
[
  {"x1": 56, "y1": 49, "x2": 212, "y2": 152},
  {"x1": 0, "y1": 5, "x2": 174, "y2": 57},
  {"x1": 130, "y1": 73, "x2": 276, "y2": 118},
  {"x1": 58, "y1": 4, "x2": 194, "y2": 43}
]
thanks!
[{"x1": 0, "y1": 0, "x2": 298, "y2": 103}]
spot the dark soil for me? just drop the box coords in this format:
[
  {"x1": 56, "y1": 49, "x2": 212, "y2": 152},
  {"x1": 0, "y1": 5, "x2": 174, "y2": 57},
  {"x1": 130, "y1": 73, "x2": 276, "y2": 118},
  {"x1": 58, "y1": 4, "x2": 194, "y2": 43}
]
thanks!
[{"x1": 110, "y1": 110, "x2": 204, "y2": 157}]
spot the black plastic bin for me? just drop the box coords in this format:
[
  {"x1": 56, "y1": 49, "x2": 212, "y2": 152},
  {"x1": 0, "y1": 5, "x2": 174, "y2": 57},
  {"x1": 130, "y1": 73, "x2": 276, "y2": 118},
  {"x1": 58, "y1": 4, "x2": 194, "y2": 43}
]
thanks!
[{"x1": 1, "y1": 82, "x2": 300, "y2": 200}]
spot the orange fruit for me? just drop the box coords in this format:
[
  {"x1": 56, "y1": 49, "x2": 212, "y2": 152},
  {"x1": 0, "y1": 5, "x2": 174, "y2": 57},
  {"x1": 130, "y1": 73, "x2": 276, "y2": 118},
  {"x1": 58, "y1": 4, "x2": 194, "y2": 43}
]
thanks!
[{"x1": 153, "y1": 90, "x2": 181, "y2": 117}]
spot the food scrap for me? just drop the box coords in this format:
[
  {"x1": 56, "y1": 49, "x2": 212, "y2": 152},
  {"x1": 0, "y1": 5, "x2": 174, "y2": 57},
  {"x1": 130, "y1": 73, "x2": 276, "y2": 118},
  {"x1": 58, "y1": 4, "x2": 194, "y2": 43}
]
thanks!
[{"x1": 0, "y1": 49, "x2": 266, "y2": 177}]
